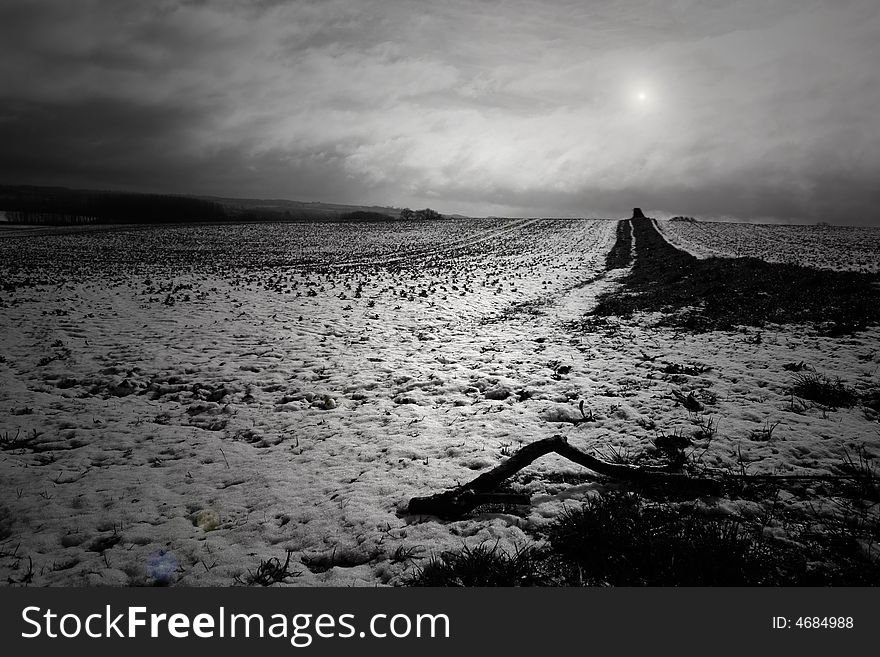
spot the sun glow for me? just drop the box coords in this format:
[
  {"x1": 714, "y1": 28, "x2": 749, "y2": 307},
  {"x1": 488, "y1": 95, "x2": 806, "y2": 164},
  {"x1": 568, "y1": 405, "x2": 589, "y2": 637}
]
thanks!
[{"x1": 628, "y1": 84, "x2": 659, "y2": 113}]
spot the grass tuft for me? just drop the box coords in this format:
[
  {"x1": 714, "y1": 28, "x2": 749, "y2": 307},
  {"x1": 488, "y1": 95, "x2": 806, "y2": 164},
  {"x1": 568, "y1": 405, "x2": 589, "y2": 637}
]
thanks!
[
  {"x1": 405, "y1": 542, "x2": 557, "y2": 586},
  {"x1": 547, "y1": 492, "x2": 795, "y2": 585},
  {"x1": 405, "y1": 492, "x2": 880, "y2": 586},
  {"x1": 236, "y1": 549, "x2": 301, "y2": 586},
  {"x1": 790, "y1": 372, "x2": 857, "y2": 408}
]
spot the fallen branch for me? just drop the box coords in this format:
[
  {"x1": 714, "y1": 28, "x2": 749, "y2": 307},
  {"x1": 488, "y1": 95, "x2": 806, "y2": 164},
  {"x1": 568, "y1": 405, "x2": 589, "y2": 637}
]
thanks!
[{"x1": 405, "y1": 435, "x2": 723, "y2": 518}]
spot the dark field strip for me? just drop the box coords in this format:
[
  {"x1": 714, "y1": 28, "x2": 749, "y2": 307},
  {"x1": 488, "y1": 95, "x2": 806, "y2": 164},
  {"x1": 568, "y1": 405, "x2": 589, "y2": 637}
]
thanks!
[
  {"x1": 605, "y1": 219, "x2": 632, "y2": 269},
  {"x1": 594, "y1": 217, "x2": 880, "y2": 333}
]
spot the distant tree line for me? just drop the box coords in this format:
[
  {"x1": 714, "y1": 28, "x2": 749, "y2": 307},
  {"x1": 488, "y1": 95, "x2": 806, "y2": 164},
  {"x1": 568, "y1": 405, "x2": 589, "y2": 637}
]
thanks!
[
  {"x1": 338, "y1": 209, "x2": 445, "y2": 221},
  {"x1": 0, "y1": 186, "x2": 227, "y2": 225},
  {"x1": 0, "y1": 185, "x2": 448, "y2": 225},
  {"x1": 398, "y1": 208, "x2": 444, "y2": 220}
]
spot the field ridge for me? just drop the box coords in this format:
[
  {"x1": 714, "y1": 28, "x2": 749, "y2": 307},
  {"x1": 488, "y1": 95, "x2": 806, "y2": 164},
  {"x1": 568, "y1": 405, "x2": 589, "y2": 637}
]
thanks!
[{"x1": 595, "y1": 217, "x2": 880, "y2": 333}]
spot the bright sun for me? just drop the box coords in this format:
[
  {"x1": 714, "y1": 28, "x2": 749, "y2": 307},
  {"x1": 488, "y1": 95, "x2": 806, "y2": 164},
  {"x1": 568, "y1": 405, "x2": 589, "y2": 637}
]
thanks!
[{"x1": 637, "y1": 91, "x2": 647, "y2": 102}]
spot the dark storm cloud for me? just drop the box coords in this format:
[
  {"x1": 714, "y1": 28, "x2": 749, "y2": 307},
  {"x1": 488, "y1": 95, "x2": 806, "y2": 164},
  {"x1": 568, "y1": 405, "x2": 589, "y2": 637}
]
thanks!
[
  {"x1": 0, "y1": 96, "x2": 373, "y2": 203},
  {"x1": 1, "y1": 0, "x2": 879, "y2": 223},
  {"x1": 0, "y1": 98, "x2": 204, "y2": 189}
]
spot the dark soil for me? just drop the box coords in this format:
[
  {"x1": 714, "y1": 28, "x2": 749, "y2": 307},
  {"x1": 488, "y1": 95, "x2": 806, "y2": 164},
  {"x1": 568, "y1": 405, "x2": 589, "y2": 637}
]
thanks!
[
  {"x1": 605, "y1": 219, "x2": 632, "y2": 269},
  {"x1": 593, "y1": 217, "x2": 880, "y2": 333}
]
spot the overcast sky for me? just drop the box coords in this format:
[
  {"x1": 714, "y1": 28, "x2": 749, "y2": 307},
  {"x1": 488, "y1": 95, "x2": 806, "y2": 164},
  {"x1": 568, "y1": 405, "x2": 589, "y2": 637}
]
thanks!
[{"x1": 1, "y1": 0, "x2": 879, "y2": 223}]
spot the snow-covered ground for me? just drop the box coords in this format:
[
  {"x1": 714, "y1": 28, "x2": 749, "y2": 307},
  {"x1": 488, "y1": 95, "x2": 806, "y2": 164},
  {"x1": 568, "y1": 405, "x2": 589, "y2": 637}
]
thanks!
[
  {"x1": 657, "y1": 219, "x2": 880, "y2": 273},
  {"x1": 1, "y1": 218, "x2": 878, "y2": 586}
]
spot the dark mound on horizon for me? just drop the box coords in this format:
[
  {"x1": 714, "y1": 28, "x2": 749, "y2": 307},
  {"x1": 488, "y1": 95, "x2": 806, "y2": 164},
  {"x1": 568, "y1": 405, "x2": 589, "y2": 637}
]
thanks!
[{"x1": 594, "y1": 217, "x2": 880, "y2": 334}]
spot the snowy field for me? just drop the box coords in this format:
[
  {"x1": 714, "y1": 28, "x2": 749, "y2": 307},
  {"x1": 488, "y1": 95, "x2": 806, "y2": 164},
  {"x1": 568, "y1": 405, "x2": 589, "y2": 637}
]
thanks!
[
  {"x1": 1, "y1": 218, "x2": 878, "y2": 586},
  {"x1": 657, "y1": 219, "x2": 880, "y2": 273}
]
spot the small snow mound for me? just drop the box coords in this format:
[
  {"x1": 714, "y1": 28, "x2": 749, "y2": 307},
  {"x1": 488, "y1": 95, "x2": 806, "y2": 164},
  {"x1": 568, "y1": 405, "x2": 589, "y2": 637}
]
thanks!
[
  {"x1": 320, "y1": 395, "x2": 338, "y2": 410},
  {"x1": 540, "y1": 405, "x2": 583, "y2": 423},
  {"x1": 110, "y1": 378, "x2": 140, "y2": 397},
  {"x1": 192, "y1": 509, "x2": 221, "y2": 531},
  {"x1": 483, "y1": 384, "x2": 512, "y2": 400}
]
